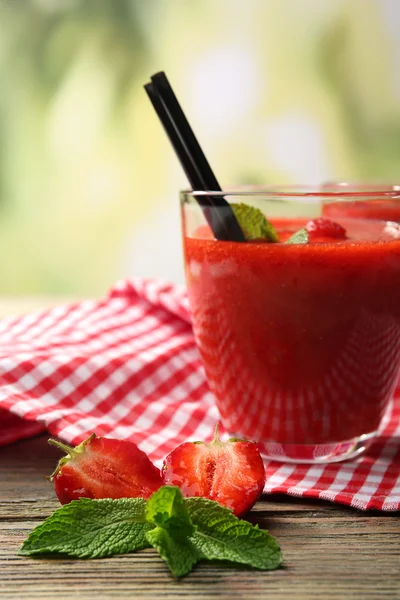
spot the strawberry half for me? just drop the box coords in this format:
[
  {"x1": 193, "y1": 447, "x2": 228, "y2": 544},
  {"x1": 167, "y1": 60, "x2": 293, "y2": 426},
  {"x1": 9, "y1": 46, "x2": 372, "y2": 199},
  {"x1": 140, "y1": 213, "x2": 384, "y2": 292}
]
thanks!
[
  {"x1": 161, "y1": 425, "x2": 266, "y2": 516},
  {"x1": 49, "y1": 433, "x2": 161, "y2": 505}
]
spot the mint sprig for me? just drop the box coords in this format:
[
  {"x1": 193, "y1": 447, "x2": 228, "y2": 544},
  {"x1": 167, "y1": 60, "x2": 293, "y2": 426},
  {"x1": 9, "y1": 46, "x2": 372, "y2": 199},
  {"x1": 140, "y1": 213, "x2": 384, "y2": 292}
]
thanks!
[
  {"x1": 228, "y1": 202, "x2": 310, "y2": 245},
  {"x1": 20, "y1": 486, "x2": 282, "y2": 579},
  {"x1": 231, "y1": 203, "x2": 279, "y2": 242}
]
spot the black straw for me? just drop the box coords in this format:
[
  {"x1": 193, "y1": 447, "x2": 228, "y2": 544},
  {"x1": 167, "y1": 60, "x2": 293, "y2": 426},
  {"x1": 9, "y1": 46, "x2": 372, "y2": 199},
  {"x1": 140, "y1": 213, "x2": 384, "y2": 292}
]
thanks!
[
  {"x1": 144, "y1": 83, "x2": 205, "y2": 194},
  {"x1": 144, "y1": 72, "x2": 245, "y2": 242}
]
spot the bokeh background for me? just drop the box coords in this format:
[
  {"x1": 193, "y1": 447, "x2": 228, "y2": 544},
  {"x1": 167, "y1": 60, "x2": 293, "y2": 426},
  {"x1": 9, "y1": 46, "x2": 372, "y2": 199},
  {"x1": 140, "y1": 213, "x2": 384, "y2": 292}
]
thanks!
[{"x1": 1, "y1": 0, "x2": 399, "y2": 296}]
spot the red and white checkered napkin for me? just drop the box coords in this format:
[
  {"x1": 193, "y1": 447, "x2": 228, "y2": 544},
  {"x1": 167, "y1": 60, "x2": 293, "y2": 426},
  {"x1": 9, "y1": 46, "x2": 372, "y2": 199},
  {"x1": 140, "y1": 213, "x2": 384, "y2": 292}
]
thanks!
[{"x1": 0, "y1": 279, "x2": 399, "y2": 511}]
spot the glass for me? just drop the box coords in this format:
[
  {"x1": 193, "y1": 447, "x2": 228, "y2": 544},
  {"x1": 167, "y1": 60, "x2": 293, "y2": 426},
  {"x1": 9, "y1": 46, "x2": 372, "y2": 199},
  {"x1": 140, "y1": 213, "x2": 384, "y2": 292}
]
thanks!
[
  {"x1": 321, "y1": 182, "x2": 400, "y2": 223},
  {"x1": 181, "y1": 187, "x2": 400, "y2": 463}
]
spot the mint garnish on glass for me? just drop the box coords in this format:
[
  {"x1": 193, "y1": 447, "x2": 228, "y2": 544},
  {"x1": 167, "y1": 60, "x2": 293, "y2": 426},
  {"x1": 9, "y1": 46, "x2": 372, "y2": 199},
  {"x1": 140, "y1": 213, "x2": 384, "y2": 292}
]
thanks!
[
  {"x1": 285, "y1": 228, "x2": 309, "y2": 244},
  {"x1": 231, "y1": 203, "x2": 279, "y2": 242},
  {"x1": 20, "y1": 485, "x2": 282, "y2": 579},
  {"x1": 230, "y1": 203, "x2": 309, "y2": 244}
]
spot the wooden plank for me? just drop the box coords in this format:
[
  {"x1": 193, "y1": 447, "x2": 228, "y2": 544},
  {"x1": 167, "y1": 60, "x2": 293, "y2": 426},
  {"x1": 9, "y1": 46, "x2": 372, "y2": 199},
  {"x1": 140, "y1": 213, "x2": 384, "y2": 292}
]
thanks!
[{"x1": 0, "y1": 435, "x2": 399, "y2": 600}]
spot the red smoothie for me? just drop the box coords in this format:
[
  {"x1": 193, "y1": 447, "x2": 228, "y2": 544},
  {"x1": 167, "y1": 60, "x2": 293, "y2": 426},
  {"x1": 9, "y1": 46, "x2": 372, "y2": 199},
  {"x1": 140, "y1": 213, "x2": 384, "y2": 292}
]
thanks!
[{"x1": 184, "y1": 218, "x2": 400, "y2": 458}]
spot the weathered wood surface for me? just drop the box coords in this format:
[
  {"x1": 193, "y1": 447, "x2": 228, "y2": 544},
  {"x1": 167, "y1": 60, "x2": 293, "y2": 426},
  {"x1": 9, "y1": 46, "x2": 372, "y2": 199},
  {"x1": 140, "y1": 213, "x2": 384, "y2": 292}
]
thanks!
[{"x1": 0, "y1": 435, "x2": 399, "y2": 600}]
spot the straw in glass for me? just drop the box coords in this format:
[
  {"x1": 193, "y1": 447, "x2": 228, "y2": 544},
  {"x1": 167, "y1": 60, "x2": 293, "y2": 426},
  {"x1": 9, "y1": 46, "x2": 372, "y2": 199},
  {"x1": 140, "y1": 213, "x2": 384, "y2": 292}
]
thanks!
[{"x1": 144, "y1": 71, "x2": 245, "y2": 242}]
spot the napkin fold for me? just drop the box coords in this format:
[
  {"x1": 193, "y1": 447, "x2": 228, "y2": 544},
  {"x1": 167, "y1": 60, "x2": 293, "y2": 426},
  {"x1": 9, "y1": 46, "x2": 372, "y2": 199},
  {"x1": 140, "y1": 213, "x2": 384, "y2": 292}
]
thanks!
[{"x1": 0, "y1": 279, "x2": 399, "y2": 511}]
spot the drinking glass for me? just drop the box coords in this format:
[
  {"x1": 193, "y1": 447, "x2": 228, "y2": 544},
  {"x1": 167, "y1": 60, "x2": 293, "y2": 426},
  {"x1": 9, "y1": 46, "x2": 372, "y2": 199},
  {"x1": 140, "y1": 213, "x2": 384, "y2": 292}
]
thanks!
[{"x1": 181, "y1": 187, "x2": 400, "y2": 463}]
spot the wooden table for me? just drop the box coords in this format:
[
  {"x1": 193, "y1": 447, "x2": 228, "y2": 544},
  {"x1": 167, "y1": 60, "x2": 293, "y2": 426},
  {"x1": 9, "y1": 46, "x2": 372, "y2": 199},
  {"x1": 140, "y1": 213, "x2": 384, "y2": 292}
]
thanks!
[{"x1": 0, "y1": 300, "x2": 399, "y2": 599}]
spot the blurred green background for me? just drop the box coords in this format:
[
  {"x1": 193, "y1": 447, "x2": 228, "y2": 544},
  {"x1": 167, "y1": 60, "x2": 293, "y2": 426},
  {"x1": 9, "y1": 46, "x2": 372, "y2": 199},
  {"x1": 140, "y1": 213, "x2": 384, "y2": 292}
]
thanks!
[{"x1": 1, "y1": 0, "x2": 399, "y2": 295}]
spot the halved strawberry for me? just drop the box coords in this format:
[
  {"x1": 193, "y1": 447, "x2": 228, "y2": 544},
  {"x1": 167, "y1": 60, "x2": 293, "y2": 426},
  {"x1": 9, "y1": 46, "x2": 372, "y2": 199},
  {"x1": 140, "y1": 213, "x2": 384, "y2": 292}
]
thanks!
[
  {"x1": 161, "y1": 425, "x2": 266, "y2": 516},
  {"x1": 305, "y1": 217, "x2": 347, "y2": 241},
  {"x1": 49, "y1": 433, "x2": 161, "y2": 505}
]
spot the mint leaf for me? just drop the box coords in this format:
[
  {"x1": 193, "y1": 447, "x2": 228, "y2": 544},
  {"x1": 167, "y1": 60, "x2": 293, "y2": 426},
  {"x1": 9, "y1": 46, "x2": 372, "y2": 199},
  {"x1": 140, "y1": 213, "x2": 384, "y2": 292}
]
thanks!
[
  {"x1": 231, "y1": 203, "x2": 279, "y2": 242},
  {"x1": 145, "y1": 485, "x2": 195, "y2": 539},
  {"x1": 19, "y1": 498, "x2": 152, "y2": 558},
  {"x1": 145, "y1": 486, "x2": 199, "y2": 578},
  {"x1": 285, "y1": 228, "x2": 309, "y2": 244},
  {"x1": 186, "y1": 498, "x2": 282, "y2": 571},
  {"x1": 146, "y1": 527, "x2": 199, "y2": 578}
]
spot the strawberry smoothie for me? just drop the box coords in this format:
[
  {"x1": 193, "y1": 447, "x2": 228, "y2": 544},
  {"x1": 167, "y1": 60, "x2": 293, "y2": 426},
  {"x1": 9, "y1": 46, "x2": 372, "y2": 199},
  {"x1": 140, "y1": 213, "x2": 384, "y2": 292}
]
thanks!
[{"x1": 183, "y1": 201, "x2": 400, "y2": 462}]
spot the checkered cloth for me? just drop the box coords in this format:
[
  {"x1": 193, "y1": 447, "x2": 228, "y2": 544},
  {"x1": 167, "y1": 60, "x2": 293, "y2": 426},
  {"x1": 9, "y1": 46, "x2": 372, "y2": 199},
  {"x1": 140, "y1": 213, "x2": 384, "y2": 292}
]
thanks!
[{"x1": 0, "y1": 279, "x2": 399, "y2": 511}]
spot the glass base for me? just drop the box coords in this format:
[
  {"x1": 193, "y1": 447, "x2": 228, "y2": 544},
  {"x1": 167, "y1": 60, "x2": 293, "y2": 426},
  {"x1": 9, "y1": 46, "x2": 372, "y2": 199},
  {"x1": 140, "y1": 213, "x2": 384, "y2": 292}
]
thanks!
[{"x1": 255, "y1": 432, "x2": 377, "y2": 464}]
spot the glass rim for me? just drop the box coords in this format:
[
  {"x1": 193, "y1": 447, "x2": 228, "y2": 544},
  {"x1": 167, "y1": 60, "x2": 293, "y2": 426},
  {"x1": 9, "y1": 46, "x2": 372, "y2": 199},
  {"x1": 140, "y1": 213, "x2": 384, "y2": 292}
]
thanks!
[{"x1": 181, "y1": 184, "x2": 400, "y2": 201}]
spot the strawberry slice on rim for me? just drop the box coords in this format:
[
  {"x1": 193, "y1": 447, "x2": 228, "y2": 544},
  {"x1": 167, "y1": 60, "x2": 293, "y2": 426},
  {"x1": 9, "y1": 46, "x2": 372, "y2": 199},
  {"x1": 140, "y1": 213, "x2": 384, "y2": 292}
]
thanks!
[
  {"x1": 161, "y1": 424, "x2": 266, "y2": 516},
  {"x1": 49, "y1": 433, "x2": 161, "y2": 505}
]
